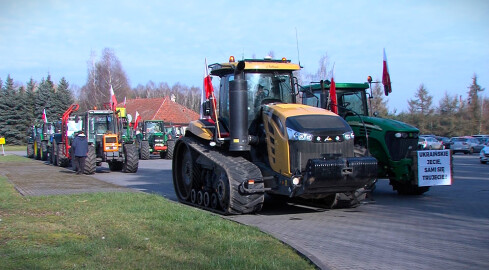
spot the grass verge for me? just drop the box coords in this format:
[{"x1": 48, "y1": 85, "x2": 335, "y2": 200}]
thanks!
[
  {"x1": 0, "y1": 172, "x2": 314, "y2": 269},
  {"x1": 2, "y1": 145, "x2": 25, "y2": 151}
]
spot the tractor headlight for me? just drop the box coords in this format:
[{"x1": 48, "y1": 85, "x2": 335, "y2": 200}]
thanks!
[
  {"x1": 343, "y1": 131, "x2": 354, "y2": 140},
  {"x1": 395, "y1": 132, "x2": 409, "y2": 138},
  {"x1": 287, "y1": 127, "x2": 313, "y2": 141}
]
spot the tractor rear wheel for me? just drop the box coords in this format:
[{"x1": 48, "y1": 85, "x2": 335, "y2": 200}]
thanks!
[
  {"x1": 41, "y1": 141, "x2": 48, "y2": 161},
  {"x1": 84, "y1": 145, "x2": 96, "y2": 174},
  {"x1": 166, "y1": 139, "x2": 175, "y2": 160},
  {"x1": 57, "y1": 143, "x2": 70, "y2": 167},
  {"x1": 123, "y1": 144, "x2": 139, "y2": 173},
  {"x1": 390, "y1": 179, "x2": 430, "y2": 195},
  {"x1": 140, "y1": 140, "x2": 150, "y2": 160},
  {"x1": 27, "y1": 143, "x2": 34, "y2": 158}
]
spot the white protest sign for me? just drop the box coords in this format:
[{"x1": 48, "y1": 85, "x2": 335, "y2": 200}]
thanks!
[{"x1": 417, "y1": 150, "x2": 452, "y2": 186}]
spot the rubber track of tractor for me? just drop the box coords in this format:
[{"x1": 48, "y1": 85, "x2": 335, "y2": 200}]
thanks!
[{"x1": 182, "y1": 136, "x2": 264, "y2": 215}]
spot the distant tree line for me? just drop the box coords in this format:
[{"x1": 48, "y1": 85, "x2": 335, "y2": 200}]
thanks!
[{"x1": 1, "y1": 48, "x2": 487, "y2": 145}]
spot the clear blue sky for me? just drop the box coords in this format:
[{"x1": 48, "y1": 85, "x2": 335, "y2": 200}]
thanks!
[{"x1": 1, "y1": 0, "x2": 488, "y2": 112}]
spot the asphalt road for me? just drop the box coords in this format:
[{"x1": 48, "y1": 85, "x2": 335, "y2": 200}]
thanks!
[
  {"x1": 9, "y1": 151, "x2": 488, "y2": 269},
  {"x1": 85, "y1": 153, "x2": 489, "y2": 270}
]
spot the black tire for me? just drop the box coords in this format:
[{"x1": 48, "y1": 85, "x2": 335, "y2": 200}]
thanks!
[
  {"x1": 57, "y1": 143, "x2": 70, "y2": 167},
  {"x1": 123, "y1": 144, "x2": 139, "y2": 173},
  {"x1": 140, "y1": 140, "x2": 150, "y2": 160},
  {"x1": 52, "y1": 141, "x2": 58, "y2": 166},
  {"x1": 166, "y1": 139, "x2": 176, "y2": 160},
  {"x1": 40, "y1": 141, "x2": 48, "y2": 161},
  {"x1": 84, "y1": 145, "x2": 96, "y2": 174},
  {"x1": 469, "y1": 148, "x2": 474, "y2": 155},
  {"x1": 27, "y1": 143, "x2": 34, "y2": 158},
  {"x1": 481, "y1": 160, "x2": 487, "y2": 164},
  {"x1": 389, "y1": 179, "x2": 430, "y2": 195}
]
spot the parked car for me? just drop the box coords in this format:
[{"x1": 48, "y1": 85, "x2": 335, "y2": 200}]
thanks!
[
  {"x1": 436, "y1": 136, "x2": 451, "y2": 149},
  {"x1": 480, "y1": 144, "x2": 489, "y2": 164},
  {"x1": 450, "y1": 137, "x2": 483, "y2": 154},
  {"x1": 418, "y1": 136, "x2": 444, "y2": 150}
]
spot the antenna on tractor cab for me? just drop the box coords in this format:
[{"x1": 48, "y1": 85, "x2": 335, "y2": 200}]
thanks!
[{"x1": 295, "y1": 27, "x2": 301, "y2": 67}]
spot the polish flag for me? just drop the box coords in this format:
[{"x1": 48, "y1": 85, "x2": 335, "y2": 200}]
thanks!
[
  {"x1": 123, "y1": 96, "x2": 127, "y2": 107},
  {"x1": 329, "y1": 77, "x2": 338, "y2": 114},
  {"x1": 42, "y1": 108, "x2": 48, "y2": 123},
  {"x1": 382, "y1": 48, "x2": 392, "y2": 96},
  {"x1": 202, "y1": 58, "x2": 217, "y2": 120},
  {"x1": 110, "y1": 85, "x2": 118, "y2": 110},
  {"x1": 134, "y1": 111, "x2": 141, "y2": 130}
]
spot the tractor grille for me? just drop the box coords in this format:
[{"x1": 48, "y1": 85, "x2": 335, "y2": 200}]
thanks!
[
  {"x1": 385, "y1": 131, "x2": 418, "y2": 161},
  {"x1": 289, "y1": 140, "x2": 354, "y2": 172}
]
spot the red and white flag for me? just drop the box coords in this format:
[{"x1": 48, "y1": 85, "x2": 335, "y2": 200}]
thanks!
[
  {"x1": 382, "y1": 48, "x2": 392, "y2": 96},
  {"x1": 202, "y1": 58, "x2": 217, "y2": 120},
  {"x1": 42, "y1": 108, "x2": 48, "y2": 123},
  {"x1": 134, "y1": 111, "x2": 141, "y2": 130},
  {"x1": 123, "y1": 96, "x2": 127, "y2": 108},
  {"x1": 110, "y1": 85, "x2": 118, "y2": 110},
  {"x1": 329, "y1": 76, "x2": 338, "y2": 114}
]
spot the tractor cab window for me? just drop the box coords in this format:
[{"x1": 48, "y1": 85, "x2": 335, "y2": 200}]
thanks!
[
  {"x1": 247, "y1": 72, "x2": 293, "y2": 110},
  {"x1": 302, "y1": 91, "x2": 321, "y2": 107},
  {"x1": 91, "y1": 115, "x2": 114, "y2": 135},
  {"x1": 146, "y1": 122, "x2": 161, "y2": 133},
  {"x1": 219, "y1": 72, "x2": 294, "y2": 130},
  {"x1": 338, "y1": 91, "x2": 367, "y2": 116}
]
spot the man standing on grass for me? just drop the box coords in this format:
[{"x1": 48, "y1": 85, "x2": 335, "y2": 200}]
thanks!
[{"x1": 71, "y1": 131, "x2": 89, "y2": 175}]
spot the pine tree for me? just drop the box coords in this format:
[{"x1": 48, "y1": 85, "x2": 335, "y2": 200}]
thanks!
[
  {"x1": 51, "y1": 77, "x2": 75, "y2": 120},
  {"x1": 436, "y1": 92, "x2": 459, "y2": 136},
  {"x1": 466, "y1": 74, "x2": 485, "y2": 134},
  {"x1": 407, "y1": 84, "x2": 434, "y2": 134},
  {"x1": 35, "y1": 75, "x2": 55, "y2": 122},
  {"x1": 25, "y1": 78, "x2": 37, "y2": 125},
  {"x1": 0, "y1": 75, "x2": 25, "y2": 144}
]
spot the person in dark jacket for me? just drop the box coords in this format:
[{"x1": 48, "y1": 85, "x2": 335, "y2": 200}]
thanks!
[{"x1": 71, "y1": 131, "x2": 89, "y2": 174}]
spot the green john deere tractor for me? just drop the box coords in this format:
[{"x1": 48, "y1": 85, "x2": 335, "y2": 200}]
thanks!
[
  {"x1": 301, "y1": 80, "x2": 430, "y2": 195},
  {"x1": 137, "y1": 120, "x2": 170, "y2": 159}
]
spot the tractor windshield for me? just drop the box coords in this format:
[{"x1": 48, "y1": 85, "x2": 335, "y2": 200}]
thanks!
[
  {"x1": 219, "y1": 71, "x2": 294, "y2": 129},
  {"x1": 337, "y1": 90, "x2": 368, "y2": 116},
  {"x1": 91, "y1": 115, "x2": 116, "y2": 135},
  {"x1": 247, "y1": 72, "x2": 294, "y2": 110},
  {"x1": 146, "y1": 122, "x2": 163, "y2": 134}
]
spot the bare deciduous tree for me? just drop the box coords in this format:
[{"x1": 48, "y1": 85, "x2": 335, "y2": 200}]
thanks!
[{"x1": 79, "y1": 48, "x2": 131, "y2": 110}]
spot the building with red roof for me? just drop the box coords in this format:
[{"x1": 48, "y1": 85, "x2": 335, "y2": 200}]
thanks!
[{"x1": 124, "y1": 96, "x2": 199, "y2": 125}]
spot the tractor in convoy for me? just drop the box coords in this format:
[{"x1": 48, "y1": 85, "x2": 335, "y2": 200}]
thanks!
[
  {"x1": 137, "y1": 120, "x2": 169, "y2": 159},
  {"x1": 301, "y1": 79, "x2": 451, "y2": 195},
  {"x1": 26, "y1": 125, "x2": 36, "y2": 158},
  {"x1": 54, "y1": 104, "x2": 139, "y2": 174},
  {"x1": 28, "y1": 121, "x2": 55, "y2": 161},
  {"x1": 172, "y1": 57, "x2": 377, "y2": 214}
]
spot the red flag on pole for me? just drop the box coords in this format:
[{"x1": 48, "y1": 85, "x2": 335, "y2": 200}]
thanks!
[
  {"x1": 382, "y1": 48, "x2": 392, "y2": 96},
  {"x1": 110, "y1": 85, "x2": 118, "y2": 110},
  {"x1": 330, "y1": 77, "x2": 338, "y2": 114},
  {"x1": 203, "y1": 58, "x2": 217, "y2": 120},
  {"x1": 123, "y1": 96, "x2": 127, "y2": 108},
  {"x1": 134, "y1": 111, "x2": 141, "y2": 130},
  {"x1": 42, "y1": 108, "x2": 48, "y2": 123}
]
